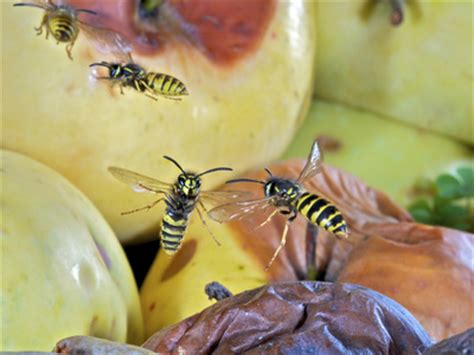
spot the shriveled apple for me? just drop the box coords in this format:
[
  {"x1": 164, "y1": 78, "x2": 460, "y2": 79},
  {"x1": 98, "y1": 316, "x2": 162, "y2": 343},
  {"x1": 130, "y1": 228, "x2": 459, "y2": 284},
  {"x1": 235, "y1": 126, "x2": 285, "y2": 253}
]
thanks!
[
  {"x1": 2, "y1": 0, "x2": 316, "y2": 243},
  {"x1": 336, "y1": 223, "x2": 474, "y2": 342},
  {"x1": 0, "y1": 150, "x2": 143, "y2": 351},
  {"x1": 313, "y1": 1, "x2": 473, "y2": 144},
  {"x1": 143, "y1": 282, "x2": 433, "y2": 354}
]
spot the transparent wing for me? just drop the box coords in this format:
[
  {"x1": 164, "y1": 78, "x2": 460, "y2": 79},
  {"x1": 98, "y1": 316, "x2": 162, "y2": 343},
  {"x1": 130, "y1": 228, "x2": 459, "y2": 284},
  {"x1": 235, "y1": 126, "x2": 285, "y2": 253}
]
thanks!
[
  {"x1": 208, "y1": 197, "x2": 275, "y2": 223},
  {"x1": 77, "y1": 21, "x2": 133, "y2": 62},
  {"x1": 297, "y1": 140, "x2": 322, "y2": 184},
  {"x1": 199, "y1": 189, "x2": 254, "y2": 207},
  {"x1": 108, "y1": 166, "x2": 172, "y2": 194}
]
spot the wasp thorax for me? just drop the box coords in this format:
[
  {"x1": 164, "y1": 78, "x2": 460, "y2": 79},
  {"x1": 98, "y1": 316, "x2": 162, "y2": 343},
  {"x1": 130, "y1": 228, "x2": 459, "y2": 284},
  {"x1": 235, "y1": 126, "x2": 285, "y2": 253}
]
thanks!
[{"x1": 177, "y1": 173, "x2": 201, "y2": 197}]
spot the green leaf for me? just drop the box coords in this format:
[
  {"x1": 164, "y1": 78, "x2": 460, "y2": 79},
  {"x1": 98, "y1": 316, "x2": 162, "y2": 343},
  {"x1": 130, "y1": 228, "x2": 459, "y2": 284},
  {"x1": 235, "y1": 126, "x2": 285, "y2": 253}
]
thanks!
[
  {"x1": 408, "y1": 199, "x2": 434, "y2": 224},
  {"x1": 408, "y1": 199, "x2": 431, "y2": 211},
  {"x1": 411, "y1": 209, "x2": 434, "y2": 224},
  {"x1": 457, "y1": 166, "x2": 474, "y2": 197},
  {"x1": 449, "y1": 222, "x2": 472, "y2": 232},
  {"x1": 436, "y1": 203, "x2": 468, "y2": 220},
  {"x1": 435, "y1": 174, "x2": 461, "y2": 199}
]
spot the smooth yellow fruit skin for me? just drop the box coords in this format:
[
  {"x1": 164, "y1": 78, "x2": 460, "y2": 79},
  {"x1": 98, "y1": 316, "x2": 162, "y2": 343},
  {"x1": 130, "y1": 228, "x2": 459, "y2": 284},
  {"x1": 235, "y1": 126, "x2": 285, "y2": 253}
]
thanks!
[
  {"x1": 140, "y1": 219, "x2": 268, "y2": 338},
  {"x1": 2, "y1": 0, "x2": 316, "y2": 243},
  {"x1": 283, "y1": 99, "x2": 473, "y2": 206},
  {"x1": 314, "y1": 1, "x2": 473, "y2": 144},
  {"x1": 0, "y1": 150, "x2": 144, "y2": 351}
]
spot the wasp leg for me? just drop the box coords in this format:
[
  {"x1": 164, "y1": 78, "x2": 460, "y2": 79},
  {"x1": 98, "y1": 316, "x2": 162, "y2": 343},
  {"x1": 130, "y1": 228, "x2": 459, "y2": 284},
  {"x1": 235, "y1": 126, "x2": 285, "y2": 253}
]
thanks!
[
  {"x1": 197, "y1": 201, "x2": 221, "y2": 246},
  {"x1": 252, "y1": 208, "x2": 279, "y2": 232},
  {"x1": 162, "y1": 96, "x2": 182, "y2": 101},
  {"x1": 144, "y1": 93, "x2": 159, "y2": 101},
  {"x1": 35, "y1": 15, "x2": 47, "y2": 37},
  {"x1": 265, "y1": 220, "x2": 291, "y2": 271},
  {"x1": 121, "y1": 197, "x2": 164, "y2": 215},
  {"x1": 65, "y1": 41, "x2": 75, "y2": 60}
]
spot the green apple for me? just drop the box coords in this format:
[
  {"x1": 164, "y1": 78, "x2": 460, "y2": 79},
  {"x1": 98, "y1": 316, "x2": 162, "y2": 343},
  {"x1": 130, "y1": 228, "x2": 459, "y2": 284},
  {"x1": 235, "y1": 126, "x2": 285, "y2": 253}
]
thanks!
[
  {"x1": 2, "y1": 0, "x2": 316, "y2": 243},
  {"x1": 313, "y1": 0, "x2": 473, "y2": 144},
  {"x1": 283, "y1": 99, "x2": 472, "y2": 206},
  {"x1": 0, "y1": 150, "x2": 143, "y2": 351}
]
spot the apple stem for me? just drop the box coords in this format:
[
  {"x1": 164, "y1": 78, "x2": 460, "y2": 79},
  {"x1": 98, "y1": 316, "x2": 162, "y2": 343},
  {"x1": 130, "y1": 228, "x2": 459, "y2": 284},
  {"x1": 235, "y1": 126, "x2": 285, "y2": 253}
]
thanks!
[
  {"x1": 389, "y1": 0, "x2": 404, "y2": 26},
  {"x1": 305, "y1": 223, "x2": 319, "y2": 281},
  {"x1": 205, "y1": 281, "x2": 233, "y2": 301}
]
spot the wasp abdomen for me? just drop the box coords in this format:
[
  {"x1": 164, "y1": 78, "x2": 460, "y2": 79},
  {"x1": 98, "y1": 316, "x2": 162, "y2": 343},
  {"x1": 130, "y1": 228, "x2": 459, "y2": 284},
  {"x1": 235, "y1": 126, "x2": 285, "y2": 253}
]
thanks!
[
  {"x1": 296, "y1": 192, "x2": 348, "y2": 238},
  {"x1": 49, "y1": 15, "x2": 78, "y2": 43},
  {"x1": 160, "y1": 209, "x2": 188, "y2": 254},
  {"x1": 146, "y1": 73, "x2": 188, "y2": 96}
]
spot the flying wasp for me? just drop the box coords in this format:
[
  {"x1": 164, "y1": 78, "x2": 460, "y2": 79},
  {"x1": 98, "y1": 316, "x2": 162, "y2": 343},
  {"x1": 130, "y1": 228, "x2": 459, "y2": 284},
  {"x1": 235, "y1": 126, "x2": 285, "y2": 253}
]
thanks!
[
  {"x1": 109, "y1": 157, "x2": 248, "y2": 255},
  {"x1": 90, "y1": 56, "x2": 189, "y2": 101},
  {"x1": 209, "y1": 140, "x2": 349, "y2": 270},
  {"x1": 14, "y1": 0, "x2": 131, "y2": 60}
]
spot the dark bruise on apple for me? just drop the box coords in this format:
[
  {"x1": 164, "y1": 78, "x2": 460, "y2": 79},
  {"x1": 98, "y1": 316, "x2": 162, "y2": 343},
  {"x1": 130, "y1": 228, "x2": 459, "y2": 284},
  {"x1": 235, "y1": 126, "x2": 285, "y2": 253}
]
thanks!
[{"x1": 68, "y1": 0, "x2": 276, "y2": 67}]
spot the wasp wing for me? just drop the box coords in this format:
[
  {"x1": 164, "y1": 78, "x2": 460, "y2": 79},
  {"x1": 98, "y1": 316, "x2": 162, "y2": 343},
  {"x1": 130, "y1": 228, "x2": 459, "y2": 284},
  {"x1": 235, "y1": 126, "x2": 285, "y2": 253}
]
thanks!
[
  {"x1": 297, "y1": 139, "x2": 323, "y2": 184},
  {"x1": 208, "y1": 197, "x2": 275, "y2": 223},
  {"x1": 108, "y1": 167, "x2": 172, "y2": 194},
  {"x1": 77, "y1": 21, "x2": 133, "y2": 62},
  {"x1": 199, "y1": 190, "x2": 254, "y2": 207}
]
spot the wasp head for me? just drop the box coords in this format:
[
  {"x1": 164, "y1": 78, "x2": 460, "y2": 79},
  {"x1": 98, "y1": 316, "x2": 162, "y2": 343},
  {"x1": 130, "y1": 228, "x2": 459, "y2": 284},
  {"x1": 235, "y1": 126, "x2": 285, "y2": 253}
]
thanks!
[{"x1": 177, "y1": 173, "x2": 201, "y2": 198}]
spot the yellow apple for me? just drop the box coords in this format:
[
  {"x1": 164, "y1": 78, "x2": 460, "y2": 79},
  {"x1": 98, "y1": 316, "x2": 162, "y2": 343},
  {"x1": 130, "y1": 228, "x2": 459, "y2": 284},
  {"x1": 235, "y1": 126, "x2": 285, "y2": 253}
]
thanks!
[
  {"x1": 283, "y1": 100, "x2": 473, "y2": 206},
  {"x1": 0, "y1": 150, "x2": 143, "y2": 351},
  {"x1": 313, "y1": 0, "x2": 473, "y2": 144},
  {"x1": 2, "y1": 0, "x2": 316, "y2": 243}
]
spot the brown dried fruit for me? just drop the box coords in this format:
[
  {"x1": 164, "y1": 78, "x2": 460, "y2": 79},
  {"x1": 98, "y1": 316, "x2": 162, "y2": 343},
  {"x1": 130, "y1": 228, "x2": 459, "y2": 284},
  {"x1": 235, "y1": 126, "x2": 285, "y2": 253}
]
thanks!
[
  {"x1": 336, "y1": 223, "x2": 474, "y2": 342},
  {"x1": 422, "y1": 327, "x2": 473, "y2": 354},
  {"x1": 216, "y1": 160, "x2": 473, "y2": 341},
  {"x1": 143, "y1": 282, "x2": 432, "y2": 354}
]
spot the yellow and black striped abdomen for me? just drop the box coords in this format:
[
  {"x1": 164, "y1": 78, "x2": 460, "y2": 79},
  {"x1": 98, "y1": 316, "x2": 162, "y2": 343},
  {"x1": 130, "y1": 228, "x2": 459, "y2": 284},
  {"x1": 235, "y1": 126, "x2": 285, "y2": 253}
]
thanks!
[
  {"x1": 295, "y1": 192, "x2": 348, "y2": 238},
  {"x1": 160, "y1": 209, "x2": 188, "y2": 255},
  {"x1": 48, "y1": 14, "x2": 79, "y2": 43},
  {"x1": 146, "y1": 72, "x2": 188, "y2": 97}
]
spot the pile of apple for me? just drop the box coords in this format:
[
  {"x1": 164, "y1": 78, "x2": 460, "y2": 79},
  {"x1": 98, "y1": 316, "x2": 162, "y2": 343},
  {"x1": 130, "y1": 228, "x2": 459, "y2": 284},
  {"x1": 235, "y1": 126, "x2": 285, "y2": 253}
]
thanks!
[{"x1": 1, "y1": 0, "x2": 472, "y2": 352}]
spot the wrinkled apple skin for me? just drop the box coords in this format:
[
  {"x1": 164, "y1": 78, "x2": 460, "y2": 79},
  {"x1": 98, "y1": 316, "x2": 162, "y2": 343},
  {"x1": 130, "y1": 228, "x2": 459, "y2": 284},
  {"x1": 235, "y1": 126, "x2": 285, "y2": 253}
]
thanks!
[
  {"x1": 313, "y1": 1, "x2": 473, "y2": 144},
  {"x1": 2, "y1": 0, "x2": 316, "y2": 243},
  {"x1": 283, "y1": 100, "x2": 473, "y2": 206},
  {"x1": 0, "y1": 150, "x2": 143, "y2": 351}
]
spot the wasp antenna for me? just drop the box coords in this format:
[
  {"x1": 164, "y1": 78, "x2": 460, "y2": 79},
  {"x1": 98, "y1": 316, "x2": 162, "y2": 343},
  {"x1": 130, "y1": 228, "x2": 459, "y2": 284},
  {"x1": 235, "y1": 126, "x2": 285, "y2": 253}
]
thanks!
[
  {"x1": 163, "y1": 155, "x2": 187, "y2": 175},
  {"x1": 89, "y1": 62, "x2": 110, "y2": 68},
  {"x1": 76, "y1": 8, "x2": 98, "y2": 15},
  {"x1": 264, "y1": 168, "x2": 273, "y2": 177},
  {"x1": 198, "y1": 167, "x2": 233, "y2": 177},
  {"x1": 13, "y1": 3, "x2": 46, "y2": 9},
  {"x1": 226, "y1": 178, "x2": 266, "y2": 185}
]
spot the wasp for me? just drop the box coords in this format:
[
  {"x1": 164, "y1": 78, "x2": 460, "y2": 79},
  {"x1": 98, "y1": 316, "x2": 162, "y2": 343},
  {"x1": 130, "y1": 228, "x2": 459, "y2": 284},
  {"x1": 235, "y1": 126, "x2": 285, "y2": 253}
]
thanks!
[
  {"x1": 209, "y1": 140, "x2": 349, "y2": 270},
  {"x1": 90, "y1": 56, "x2": 189, "y2": 101},
  {"x1": 14, "y1": 0, "x2": 131, "y2": 60},
  {"x1": 109, "y1": 157, "x2": 247, "y2": 254}
]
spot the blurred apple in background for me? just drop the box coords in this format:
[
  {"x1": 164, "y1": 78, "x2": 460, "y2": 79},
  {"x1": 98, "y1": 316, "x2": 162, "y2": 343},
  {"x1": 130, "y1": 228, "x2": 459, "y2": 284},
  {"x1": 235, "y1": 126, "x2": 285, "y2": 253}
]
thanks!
[
  {"x1": 313, "y1": 0, "x2": 473, "y2": 144},
  {"x1": 283, "y1": 100, "x2": 473, "y2": 207},
  {"x1": 2, "y1": 0, "x2": 316, "y2": 244},
  {"x1": 0, "y1": 150, "x2": 143, "y2": 351}
]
